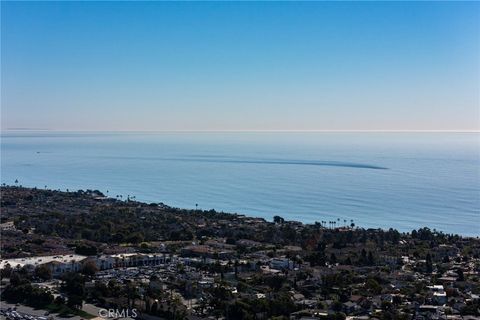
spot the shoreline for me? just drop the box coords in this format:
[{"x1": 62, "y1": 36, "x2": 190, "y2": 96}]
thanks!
[
  {"x1": 3, "y1": 131, "x2": 478, "y2": 237},
  {"x1": 1, "y1": 185, "x2": 480, "y2": 319},
  {"x1": 1, "y1": 184, "x2": 476, "y2": 239}
]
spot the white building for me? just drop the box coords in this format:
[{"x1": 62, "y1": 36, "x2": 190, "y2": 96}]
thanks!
[
  {"x1": 0, "y1": 254, "x2": 88, "y2": 277},
  {"x1": 0, "y1": 252, "x2": 169, "y2": 277},
  {"x1": 427, "y1": 285, "x2": 447, "y2": 305},
  {"x1": 110, "y1": 253, "x2": 167, "y2": 268},
  {"x1": 270, "y1": 257, "x2": 293, "y2": 270}
]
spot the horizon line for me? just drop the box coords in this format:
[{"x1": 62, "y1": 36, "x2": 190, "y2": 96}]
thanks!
[{"x1": 1, "y1": 129, "x2": 480, "y2": 133}]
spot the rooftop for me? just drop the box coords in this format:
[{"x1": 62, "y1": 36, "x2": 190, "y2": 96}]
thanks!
[{"x1": 0, "y1": 254, "x2": 87, "y2": 269}]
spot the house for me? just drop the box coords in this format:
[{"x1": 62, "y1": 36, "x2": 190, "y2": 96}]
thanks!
[
  {"x1": 418, "y1": 305, "x2": 442, "y2": 318},
  {"x1": 270, "y1": 258, "x2": 293, "y2": 270},
  {"x1": 428, "y1": 284, "x2": 447, "y2": 305},
  {"x1": 343, "y1": 301, "x2": 359, "y2": 314}
]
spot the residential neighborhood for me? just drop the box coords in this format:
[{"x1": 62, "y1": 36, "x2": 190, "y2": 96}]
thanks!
[{"x1": 1, "y1": 187, "x2": 479, "y2": 319}]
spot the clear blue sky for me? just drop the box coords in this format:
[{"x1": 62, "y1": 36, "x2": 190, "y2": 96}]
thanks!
[{"x1": 1, "y1": 1, "x2": 479, "y2": 131}]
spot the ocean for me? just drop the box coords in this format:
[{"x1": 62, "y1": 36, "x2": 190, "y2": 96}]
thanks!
[{"x1": 1, "y1": 131, "x2": 479, "y2": 236}]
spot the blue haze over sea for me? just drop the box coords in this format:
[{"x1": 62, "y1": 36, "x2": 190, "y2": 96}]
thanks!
[{"x1": 1, "y1": 132, "x2": 479, "y2": 236}]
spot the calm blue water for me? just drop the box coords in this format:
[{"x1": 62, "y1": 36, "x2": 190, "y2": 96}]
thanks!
[{"x1": 1, "y1": 132, "x2": 479, "y2": 236}]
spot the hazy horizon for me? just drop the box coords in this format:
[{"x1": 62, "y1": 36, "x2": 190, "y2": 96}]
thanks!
[
  {"x1": 2, "y1": 129, "x2": 480, "y2": 133},
  {"x1": 2, "y1": 1, "x2": 479, "y2": 131}
]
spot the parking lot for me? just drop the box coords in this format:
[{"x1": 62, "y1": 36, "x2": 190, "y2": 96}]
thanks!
[{"x1": 0, "y1": 303, "x2": 84, "y2": 320}]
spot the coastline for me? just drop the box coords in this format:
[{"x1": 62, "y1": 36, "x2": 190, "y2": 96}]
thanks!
[
  {"x1": 2, "y1": 131, "x2": 478, "y2": 237},
  {"x1": 1, "y1": 185, "x2": 480, "y2": 319},
  {"x1": 1, "y1": 184, "x2": 475, "y2": 239}
]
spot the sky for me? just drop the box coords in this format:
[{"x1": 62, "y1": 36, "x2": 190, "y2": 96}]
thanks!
[{"x1": 1, "y1": 1, "x2": 479, "y2": 131}]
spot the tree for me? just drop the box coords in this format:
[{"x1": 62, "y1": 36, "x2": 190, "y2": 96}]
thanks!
[
  {"x1": 67, "y1": 294, "x2": 83, "y2": 309},
  {"x1": 332, "y1": 300, "x2": 343, "y2": 312},
  {"x1": 126, "y1": 232, "x2": 145, "y2": 244},
  {"x1": 1, "y1": 264, "x2": 12, "y2": 278},
  {"x1": 234, "y1": 260, "x2": 239, "y2": 279},
  {"x1": 10, "y1": 273, "x2": 29, "y2": 286},
  {"x1": 62, "y1": 272, "x2": 85, "y2": 309},
  {"x1": 150, "y1": 302, "x2": 158, "y2": 315},
  {"x1": 330, "y1": 253, "x2": 337, "y2": 264},
  {"x1": 360, "y1": 249, "x2": 367, "y2": 265},
  {"x1": 54, "y1": 296, "x2": 66, "y2": 305},
  {"x1": 75, "y1": 243, "x2": 98, "y2": 256},
  {"x1": 125, "y1": 282, "x2": 140, "y2": 308},
  {"x1": 273, "y1": 216, "x2": 285, "y2": 224},
  {"x1": 227, "y1": 301, "x2": 252, "y2": 320},
  {"x1": 265, "y1": 275, "x2": 285, "y2": 291},
  {"x1": 425, "y1": 253, "x2": 433, "y2": 273},
  {"x1": 26, "y1": 287, "x2": 54, "y2": 308},
  {"x1": 306, "y1": 251, "x2": 326, "y2": 267},
  {"x1": 365, "y1": 278, "x2": 382, "y2": 295},
  {"x1": 81, "y1": 260, "x2": 99, "y2": 276},
  {"x1": 457, "y1": 269, "x2": 465, "y2": 281},
  {"x1": 268, "y1": 292, "x2": 298, "y2": 317},
  {"x1": 344, "y1": 257, "x2": 352, "y2": 265},
  {"x1": 368, "y1": 251, "x2": 374, "y2": 266},
  {"x1": 35, "y1": 265, "x2": 52, "y2": 281}
]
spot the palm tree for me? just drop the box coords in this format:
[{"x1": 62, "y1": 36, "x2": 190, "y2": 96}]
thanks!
[
  {"x1": 126, "y1": 282, "x2": 139, "y2": 308},
  {"x1": 234, "y1": 260, "x2": 239, "y2": 279}
]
